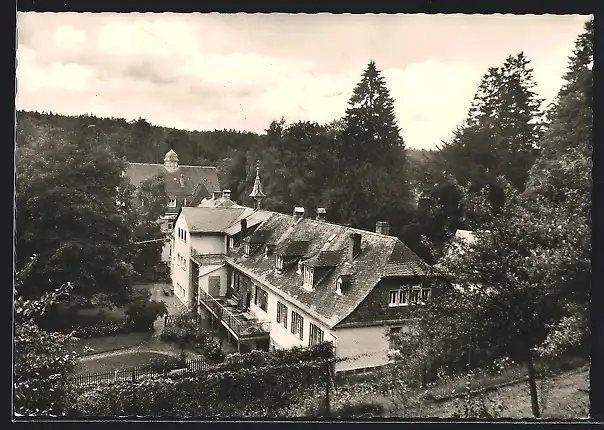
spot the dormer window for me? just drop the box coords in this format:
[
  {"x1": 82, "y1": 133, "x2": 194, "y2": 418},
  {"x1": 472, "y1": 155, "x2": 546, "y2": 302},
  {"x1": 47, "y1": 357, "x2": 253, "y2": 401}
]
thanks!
[
  {"x1": 264, "y1": 246, "x2": 269, "y2": 259},
  {"x1": 275, "y1": 255, "x2": 284, "y2": 272},
  {"x1": 303, "y1": 265, "x2": 314, "y2": 289},
  {"x1": 336, "y1": 278, "x2": 343, "y2": 295},
  {"x1": 168, "y1": 199, "x2": 177, "y2": 208},
  {"x1": 244, "y1": 242, "x2": 251, "y2": 257},
  {"x1": 297, "y1": 260, "x2": 303, "y2": 274},
  {"x1": 229, "y1": 237, "x2": 235, "y2": 250}
]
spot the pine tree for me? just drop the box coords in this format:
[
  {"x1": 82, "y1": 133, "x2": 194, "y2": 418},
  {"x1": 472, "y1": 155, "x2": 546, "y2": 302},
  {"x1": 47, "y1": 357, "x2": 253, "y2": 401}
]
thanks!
[
  {"x1": 466, "y1": 53, "x2": 544, "y2": 190},
  {"x1": 326, "y1": 60, "x2": 411, "y2": 233}
]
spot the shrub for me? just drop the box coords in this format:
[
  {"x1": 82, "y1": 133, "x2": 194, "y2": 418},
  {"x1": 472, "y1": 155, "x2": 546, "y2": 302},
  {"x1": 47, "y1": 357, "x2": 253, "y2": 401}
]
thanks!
[
  {"x1": 146, "y1": 355, "x2": 187, "y2": 374},
  {"x1": 159, "y1": 324, "x2": 225, "y2": 363},
  {"x1": 67, "y1": 321, "x2": 131, "y2": 339},
  {"x1": 125, "y1": 298, "x2": 168, "y2": 332}
]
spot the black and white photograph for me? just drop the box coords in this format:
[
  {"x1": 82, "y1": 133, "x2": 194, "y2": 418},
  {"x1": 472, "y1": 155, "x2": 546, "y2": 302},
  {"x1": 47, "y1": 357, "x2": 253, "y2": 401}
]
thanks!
[{"x1": 14, "y1": 12, "x2": 592, "y2": 419}]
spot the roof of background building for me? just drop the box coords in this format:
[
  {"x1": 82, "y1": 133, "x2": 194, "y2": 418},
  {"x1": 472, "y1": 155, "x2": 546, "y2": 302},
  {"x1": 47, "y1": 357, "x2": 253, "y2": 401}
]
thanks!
[{"x1": 124, "y1": 163, "x2": 220, "y2": 197}]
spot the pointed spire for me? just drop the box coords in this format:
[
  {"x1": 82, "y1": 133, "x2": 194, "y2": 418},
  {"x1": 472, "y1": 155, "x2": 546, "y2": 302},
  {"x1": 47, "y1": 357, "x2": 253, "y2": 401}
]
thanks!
[{"x1": 249, "y1": 160, "x2": 266, "y2": 209}]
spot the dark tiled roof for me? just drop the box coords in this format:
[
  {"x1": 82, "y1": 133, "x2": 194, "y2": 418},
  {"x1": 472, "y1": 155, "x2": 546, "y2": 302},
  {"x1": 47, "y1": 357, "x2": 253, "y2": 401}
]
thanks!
[
  {"x1": 246, "y1": 230, "x2": 270, "y2": 244},
  {"x1": 229, "y1": 213, "x2": 430, "y2": 327},
  {"x1": 303, "y1": 250, "x2": 346, "y2": 267},
  {"x1": 384, "y1": 241, "x2": 431, "y2": 277},
  {"x1": 180, "y1": 207, "x2": 247, "y2": 233},
  {"x1": 276, "y1": 240, "x2": 312, "y2": 257},
  {"x1": 124, "y1": 163, "x2": 220, "y2": 197}
]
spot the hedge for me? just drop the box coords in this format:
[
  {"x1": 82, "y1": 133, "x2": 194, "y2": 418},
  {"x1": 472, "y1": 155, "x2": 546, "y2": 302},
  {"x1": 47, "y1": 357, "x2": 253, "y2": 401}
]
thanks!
[{"x1": 73, "y1": 342, "x2": 335, "y2": 417}]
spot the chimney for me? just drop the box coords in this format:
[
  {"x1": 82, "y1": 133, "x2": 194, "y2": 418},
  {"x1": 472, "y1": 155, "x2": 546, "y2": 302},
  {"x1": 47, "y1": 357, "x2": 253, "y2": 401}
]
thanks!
[
  {"x1": 293, "y1": 207, "x2": 304, "y2": 223},
  {"x1": 179, "y1": 174, "x2": 185, "y2": 187},
  {"x1": 240, "y1": 218, "x2": 248, "y2": 238},
  {"x1": 316, "y1": 207, "x2": 326, "y2": 221},
  {"x1": 376, "y1": 221, "x2": 390, "y2": 235},
  {"x1": 348, "y1": 233, "x2": 362, "y2": 260},
  {"x1": 222, "y1": 189, "x2": 231, "y2": 200},
  {"x1": 212, "y1": 191, "x2": 222, "y2": 200}
]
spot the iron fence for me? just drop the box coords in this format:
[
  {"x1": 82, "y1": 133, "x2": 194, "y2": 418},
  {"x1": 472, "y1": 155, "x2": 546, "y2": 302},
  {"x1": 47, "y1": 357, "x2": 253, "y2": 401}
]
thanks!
[{"x1": 71, "y1": 356, "x2": 212, "y2": 387}]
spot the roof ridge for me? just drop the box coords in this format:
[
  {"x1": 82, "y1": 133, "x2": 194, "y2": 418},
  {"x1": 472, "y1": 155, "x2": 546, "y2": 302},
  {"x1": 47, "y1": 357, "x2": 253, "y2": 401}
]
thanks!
[
  {"x1": 302, "y1": 218, "x2": 398, "y2": 241},
  {"x1": 127, "y1": 162, "x2": 217, "y2": 169}
]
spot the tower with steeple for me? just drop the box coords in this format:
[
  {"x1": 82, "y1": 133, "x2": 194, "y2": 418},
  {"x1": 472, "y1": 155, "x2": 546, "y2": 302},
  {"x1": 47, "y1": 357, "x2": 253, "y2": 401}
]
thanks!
[
  {"x1": 164, "y1": 148, "x2": 179, "y2": 172},
  {"x1": 249, "y1": 160, "x2": 266, "y2": 210}
]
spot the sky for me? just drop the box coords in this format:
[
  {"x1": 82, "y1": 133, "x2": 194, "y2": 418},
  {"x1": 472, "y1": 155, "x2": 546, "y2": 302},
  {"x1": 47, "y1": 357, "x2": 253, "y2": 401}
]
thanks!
[{"x1": 16, "y1": 13, "x2": 590, "y2": 150}]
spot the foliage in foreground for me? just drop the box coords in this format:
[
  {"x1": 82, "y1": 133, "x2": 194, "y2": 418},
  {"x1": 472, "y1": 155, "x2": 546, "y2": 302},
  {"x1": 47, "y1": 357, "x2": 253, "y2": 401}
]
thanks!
[
  {"x1": 74, "y1": 342, "x2": 334, "y2": 417},
  {"x1": 14, "y1": 282, "x2": 79, "y2": 416}
]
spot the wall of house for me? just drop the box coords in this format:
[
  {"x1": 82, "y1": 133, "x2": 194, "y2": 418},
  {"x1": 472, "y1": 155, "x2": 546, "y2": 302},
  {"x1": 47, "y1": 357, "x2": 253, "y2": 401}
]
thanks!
[
  {"x1": 333, "y1": 325, "x2": 390, "y2": 360},
  {"x1": 235, "y1": 275, "x2": 335, "y2": 350},
  {"x1": 340, "y1": 277, "x2": 425, "y2": 324},
  {"x1": 190, "y1": 234, "x2": 227, "y2": 255},
  {"x1": 198, "y1": 266, "x2": 228, "y2": 297},
  {"x1": 172, "y1": 216, "x2": 192, "y2": 306}
]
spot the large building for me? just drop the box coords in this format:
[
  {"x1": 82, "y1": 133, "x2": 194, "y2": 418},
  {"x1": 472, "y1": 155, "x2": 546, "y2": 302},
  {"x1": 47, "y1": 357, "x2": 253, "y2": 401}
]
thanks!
[
  {"x1": 170, "y1": 163, "x2": 435, "y2": 371},
  {"x1": 124, "y1": 149, "x2": 221, "y2": 262}
]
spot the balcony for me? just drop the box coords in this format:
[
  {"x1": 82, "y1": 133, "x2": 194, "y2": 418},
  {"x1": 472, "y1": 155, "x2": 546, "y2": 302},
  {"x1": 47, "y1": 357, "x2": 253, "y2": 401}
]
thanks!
[
  {"x1": 191, "y1": 252, "x2": 227, "y2": 267},
  {"x1": 198, "y1": 289, "x2": 270, "y2": 339}
]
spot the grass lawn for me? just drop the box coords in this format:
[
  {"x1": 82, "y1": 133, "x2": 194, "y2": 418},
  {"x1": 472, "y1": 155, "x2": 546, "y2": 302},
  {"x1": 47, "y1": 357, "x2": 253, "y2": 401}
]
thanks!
[
  {"x1": 70, "y1": 332, "x2": 153, "y2": 356},
  {"x1": 420, "y1": 366, "x2": 589, "y2": 418},
  {"x1": 324, "y1": 357, "x2": 590, "y2": 419},
  {"x1": 78, "y1": 351, "x2": 173, "y2": 374}
]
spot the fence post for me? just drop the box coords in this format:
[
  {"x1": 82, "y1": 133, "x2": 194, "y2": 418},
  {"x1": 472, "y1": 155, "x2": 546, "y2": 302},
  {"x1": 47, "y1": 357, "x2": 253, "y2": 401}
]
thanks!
[
  {"x1": 325, "y1": 358, "x2": 331, "y2": 417},
  {"x1": 131, "y1": 369, "x2": 137, "y2": 416}
]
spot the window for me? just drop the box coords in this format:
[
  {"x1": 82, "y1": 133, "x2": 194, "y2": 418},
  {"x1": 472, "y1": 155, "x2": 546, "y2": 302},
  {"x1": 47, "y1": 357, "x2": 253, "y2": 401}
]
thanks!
[
  {"x1": 275, "y1": 255, "x2": 284, "y2": 271},
  {"x1": 291, "y1": 311, "x2": 304, "y2": 340},
  {"x1": 277, "y1": 302, "x2": 288, "y2": 328},
  {"x1": 244, "y1": 242, "x2": 250, "y2": 257},
  {"x1": 303, "y1": 266, "x2": 314, "y2": 289},
  {"x1": 183, "y1": 198, "x2": 187, "y2": 206},
  {"x1": 255, "y1": 285, "x2": 268, "y2": 312},
  {"x1": 167, "y1": 222, "x2": 174, "y2": 231},
  {"x1": 168, "y1": 199, "x2": 177, "y2": 208},
  {"x1": 309, "y1": 323, "x2": 324, "y2": 346},
  {"x1": 297, "y1": 260, "x2": 303, "y2": 274},
  {"x1": 410, "y1": 287, "x2": 421, "y2": 304},
  {"x1": 336, "y1": 278, "x2": 342, "y2": 294},
  {"x1": 421, "y1": 288, "x2": 432, "y2": 302},
  {"x1": 389, "y1": 288, "x2": 409, "y2": 306}
]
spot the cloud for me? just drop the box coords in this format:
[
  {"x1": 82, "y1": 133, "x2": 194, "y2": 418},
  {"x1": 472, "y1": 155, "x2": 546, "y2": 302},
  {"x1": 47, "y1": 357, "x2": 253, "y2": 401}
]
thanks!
[
  {"x1": 16, "y1": 13, "x2": 590, "y2": 150},
  {"x1": 52, "y1": 25, "x2": 87, "y2": 51}
]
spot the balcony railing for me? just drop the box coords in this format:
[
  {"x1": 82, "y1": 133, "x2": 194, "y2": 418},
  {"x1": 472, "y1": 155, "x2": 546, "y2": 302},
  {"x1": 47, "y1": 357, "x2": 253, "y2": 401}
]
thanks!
[
  {"x1": 191, "y1": 252, "x2": 227, "y2": 266},
  {"x1": 198, "y1": 289, "x2": 270, "y2": 339}
]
